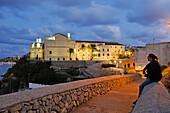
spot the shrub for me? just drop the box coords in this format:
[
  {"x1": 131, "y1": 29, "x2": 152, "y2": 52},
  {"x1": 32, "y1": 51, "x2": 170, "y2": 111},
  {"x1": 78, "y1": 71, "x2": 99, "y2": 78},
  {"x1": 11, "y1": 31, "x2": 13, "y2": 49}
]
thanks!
[{"x1": 161, "y1": 65, "x2": 167, "y2": 71}]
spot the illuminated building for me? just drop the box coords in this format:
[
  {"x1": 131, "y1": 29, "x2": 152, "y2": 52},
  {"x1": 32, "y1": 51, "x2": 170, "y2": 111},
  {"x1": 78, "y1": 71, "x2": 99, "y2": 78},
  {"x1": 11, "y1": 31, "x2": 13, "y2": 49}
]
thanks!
[
  {"x1": 30, "y1": 37, "x2": 44, "y2": 60},
  {"x1": 30, "y1": 33, "x2": 125, "y2": 61},
  {"x1": 44, "y1": 33, "x2": 75, "y2": 61},
  {"x1": 135, "y1": 42, "x2": 170, "y2": 72}
]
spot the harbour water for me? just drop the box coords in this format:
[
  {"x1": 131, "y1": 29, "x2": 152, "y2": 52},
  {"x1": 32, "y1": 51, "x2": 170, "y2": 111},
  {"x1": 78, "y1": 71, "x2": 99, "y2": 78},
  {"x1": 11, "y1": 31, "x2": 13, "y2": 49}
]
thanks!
[{"x1": 0, "y1": 65, "x2": 13, "y2": 79}]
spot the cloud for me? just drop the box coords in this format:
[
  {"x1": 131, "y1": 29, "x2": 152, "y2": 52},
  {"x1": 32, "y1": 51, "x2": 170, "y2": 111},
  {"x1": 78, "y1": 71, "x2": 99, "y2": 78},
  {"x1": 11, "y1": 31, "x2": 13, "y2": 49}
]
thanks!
[
  {"x1": 52, "y1": 4, "x2": 118, "y2": 26},
  {"x1": 55, "y1": 0, "x2": 92, "y2": 8},
  {"x1": 0, "y1": 24, "x2": 37, "y2": 45},
  {"x1": 107, "y1": 0, "x2": 133, "y2": 10},
  {"x1": 0, "y1": 0, "x2": 44, "y2": 10},
  {"x1": 127, "y1": 0, "x2": 170, "y2": 26},
  {"x1": 90, "y1": 25, "x2": 121, "y2": 41},
  {"x1": 125, "y1": 26, "x2": 170, "y2": 45},
  {"x1": 0, "y1": 44, "x2": 30, "y2": 58},
  {"x1": 0, "y1": 12, "x2": 4, "y2": 19},
  {"x1": 37, "y1": 24, "x2": 69, "y2": 36}
]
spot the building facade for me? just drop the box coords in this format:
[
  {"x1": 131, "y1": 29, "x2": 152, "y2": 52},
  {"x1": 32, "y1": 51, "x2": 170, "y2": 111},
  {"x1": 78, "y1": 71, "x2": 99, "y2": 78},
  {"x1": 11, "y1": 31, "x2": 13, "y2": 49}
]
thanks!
[
  {"x1": 30, "y1": 37, "x2": 44, "y2": 60},
  {"x1": 30, "y1": 33, "x2": 125, "y2": 61},
  {"x1": 135, "y1": 42, "x2": 170, "y2": 72}
]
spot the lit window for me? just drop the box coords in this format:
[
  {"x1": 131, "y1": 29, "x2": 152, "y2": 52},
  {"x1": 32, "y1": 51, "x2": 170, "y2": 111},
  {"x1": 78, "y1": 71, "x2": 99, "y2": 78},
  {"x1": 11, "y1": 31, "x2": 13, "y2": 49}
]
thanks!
[
  {"x1": 32, "y1": 43, "x2": 35, "y2": 48},
  {"x1": 37, "y1": 43, "x2": 40, "y2": 48}
]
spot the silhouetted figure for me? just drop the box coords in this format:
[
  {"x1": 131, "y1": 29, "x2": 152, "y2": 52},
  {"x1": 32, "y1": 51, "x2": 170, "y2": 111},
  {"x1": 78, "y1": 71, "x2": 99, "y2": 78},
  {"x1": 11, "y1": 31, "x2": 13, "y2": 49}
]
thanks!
[{"x1": 133, "y1": 53, "x2": 162, "y2": 104}]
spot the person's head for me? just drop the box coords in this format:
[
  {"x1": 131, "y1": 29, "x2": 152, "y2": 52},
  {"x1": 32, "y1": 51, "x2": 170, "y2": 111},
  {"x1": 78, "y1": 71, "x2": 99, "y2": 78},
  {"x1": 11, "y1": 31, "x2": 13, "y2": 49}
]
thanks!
[{"x1": 147, "y1": 53, "x2": 158, "y2": 61}]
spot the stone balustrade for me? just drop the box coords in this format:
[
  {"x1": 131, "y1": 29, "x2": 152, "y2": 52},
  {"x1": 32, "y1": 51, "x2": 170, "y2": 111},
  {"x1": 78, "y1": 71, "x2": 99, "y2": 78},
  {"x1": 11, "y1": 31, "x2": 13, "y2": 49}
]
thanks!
[{"x1": 0, "y1": 74, "x2": 141, "y2": 113}]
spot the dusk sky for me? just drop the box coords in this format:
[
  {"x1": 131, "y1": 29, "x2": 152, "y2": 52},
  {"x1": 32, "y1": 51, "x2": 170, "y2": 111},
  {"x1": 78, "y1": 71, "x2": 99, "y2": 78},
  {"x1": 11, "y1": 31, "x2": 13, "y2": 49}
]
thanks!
[{"x1": 0, "y1": 0, "x2": 170, "y2": 58}]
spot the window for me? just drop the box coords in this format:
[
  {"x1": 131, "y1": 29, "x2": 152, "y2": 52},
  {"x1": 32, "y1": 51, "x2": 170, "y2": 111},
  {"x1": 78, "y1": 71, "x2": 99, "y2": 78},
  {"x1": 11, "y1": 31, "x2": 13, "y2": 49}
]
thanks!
[
  {"x1": 58, "y1": 58, "x2": 60, "y2": 61},
  {"x1": 107, "y1": 49, "x2": 109, "y2": 51},
  {"x1": 133, "y1": 63, "x2": 135, "y2": 66},
  {"x1": 37, "y1": 43, "x2": 40, "y2": 48},
  {"x1": 128, "y1": 63, "x2": 130, "y2": 68},
  {"x1": 103, "y1": 49, "x2": 104, "y2": 51},
  {"x1": 98, "y1": 54, "x2": 100, "y2": 57},
  {"x1": 49, "y1": 58, "x2": 51, "y2": 61},
  {"x1": 115, "y1": 46, "x2": 117, "y2": 48},
  {"x1": 70, "y1": 58, "x2": 72, "y2": 60},
  {"x1": 83, "y1": 54, "x2": 85, "y2": 56},
  {"x1": 49, "y1": 51, "x2": 52, "y2": 54},
  {"x1": 107, "y1": 53, "x2": 109, "y2": 56},
  {"x1": 103, "y1": 53, "x2": 104, "y2": 56},
  {"x1": 115, "y1": 51, "x2": 116, "y2": 52},
  {"x1": 124, "y1": 64, "x2": 126, "y2": 68},
  {"x1": 63, "y1": 58, "x2": 65, "y2": 60}
]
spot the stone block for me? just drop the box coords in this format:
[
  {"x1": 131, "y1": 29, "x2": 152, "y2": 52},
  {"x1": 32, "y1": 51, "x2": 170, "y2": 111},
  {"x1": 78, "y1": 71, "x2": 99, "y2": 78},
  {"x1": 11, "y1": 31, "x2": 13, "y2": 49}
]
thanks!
[
  {"x1": 78, "y1": 95, "x2": 84, "y2": 104},
  {"x1": 66, "y1": 103, "x2": 73, "y2": 112},
  {"x1": 45, "y1": 100, "x2": 50, "y2": 106},
  {"x1": 84, "y1": 92, "x2": 89, "y2": 97},
  {"x1": 20, "y1": 108, "x2": 26, "y2": 113},
  {"x1": 52, "y1": 105, "x2": 60, "y2": 112},
  {"x1": 47, "y1": 95, "x2": 52, "y2": 99},
  {"x1": 60, "y1": 107, "x2": 67, "y2": 113},
  {"x1": 59, "y1": 102, "x2": 65, "y2": 109},
  {"x1": 8, "y1": 104, "x2": 22, "y2": 112},
  {"x1": 39, "y1": 108, "x2": 44, "y2": 113}
]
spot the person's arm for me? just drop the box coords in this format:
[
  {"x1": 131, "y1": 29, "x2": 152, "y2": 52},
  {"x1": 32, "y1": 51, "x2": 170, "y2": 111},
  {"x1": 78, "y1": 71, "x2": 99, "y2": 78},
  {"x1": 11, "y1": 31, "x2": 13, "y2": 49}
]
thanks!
[{"x1": 143, "y1": 63, "x2": 150, "y2": 74}]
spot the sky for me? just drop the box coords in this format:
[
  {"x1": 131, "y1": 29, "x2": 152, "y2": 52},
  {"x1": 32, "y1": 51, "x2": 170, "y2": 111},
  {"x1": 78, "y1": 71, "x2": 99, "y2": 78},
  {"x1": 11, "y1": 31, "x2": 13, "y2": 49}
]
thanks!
[{"x1": 0, "y1": 0, "x2": 170, "y2": 58}]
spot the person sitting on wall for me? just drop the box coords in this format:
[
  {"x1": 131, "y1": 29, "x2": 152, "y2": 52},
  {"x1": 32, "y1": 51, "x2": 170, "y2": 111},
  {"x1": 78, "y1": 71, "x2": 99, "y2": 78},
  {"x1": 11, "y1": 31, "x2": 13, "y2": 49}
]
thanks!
[{"x1": 133, "y1": 53, "x2": 162, "y2": 104}]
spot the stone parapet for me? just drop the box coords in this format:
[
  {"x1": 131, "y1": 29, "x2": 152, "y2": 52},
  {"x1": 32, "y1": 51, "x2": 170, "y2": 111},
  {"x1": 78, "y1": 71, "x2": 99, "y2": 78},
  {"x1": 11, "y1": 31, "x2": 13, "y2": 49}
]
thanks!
[
  {"x1": 0, "y1": 74, "x2": 141, "y2": 113},
  {"x1": 132, "y1": 82, "x2": 170, "y2": 113}
]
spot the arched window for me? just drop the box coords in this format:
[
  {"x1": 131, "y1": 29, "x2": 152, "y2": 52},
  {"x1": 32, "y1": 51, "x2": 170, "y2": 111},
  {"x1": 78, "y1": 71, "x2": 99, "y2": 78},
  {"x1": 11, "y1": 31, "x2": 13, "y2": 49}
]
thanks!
[
  {"x1": 124, "y1": 64, "x2": 126, "y2": 68},
  {"x1": 128, "y1": 63, "x2": 130, "y2": 68}
]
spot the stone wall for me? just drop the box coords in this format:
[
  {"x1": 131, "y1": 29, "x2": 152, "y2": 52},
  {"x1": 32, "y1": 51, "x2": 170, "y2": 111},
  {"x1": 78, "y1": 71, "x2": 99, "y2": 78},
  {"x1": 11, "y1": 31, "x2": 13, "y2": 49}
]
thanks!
[
  {"x1": 0, "y1": 74, "x2": 141, "y2": 113},
  {"x1": 132, "y1": 82, "x2": 170, "y2": 113}
]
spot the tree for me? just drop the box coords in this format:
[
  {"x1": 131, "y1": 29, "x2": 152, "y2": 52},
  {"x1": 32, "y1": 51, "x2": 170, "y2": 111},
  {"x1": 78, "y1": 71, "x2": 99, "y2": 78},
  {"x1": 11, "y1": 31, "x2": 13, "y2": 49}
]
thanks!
[{"x1": 69, "y1": 48, "x2": 74, "y2": 60}]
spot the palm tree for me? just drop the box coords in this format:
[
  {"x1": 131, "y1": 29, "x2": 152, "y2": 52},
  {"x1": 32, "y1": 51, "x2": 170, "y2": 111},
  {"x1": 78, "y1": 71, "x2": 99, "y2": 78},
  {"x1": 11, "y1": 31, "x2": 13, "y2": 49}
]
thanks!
[
  {"x1": 69, "y1": 48, "x2": 74, "y2": 60},
  {"x1": 90, "y1": 44, "x2": 97, "y2": 60}
]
